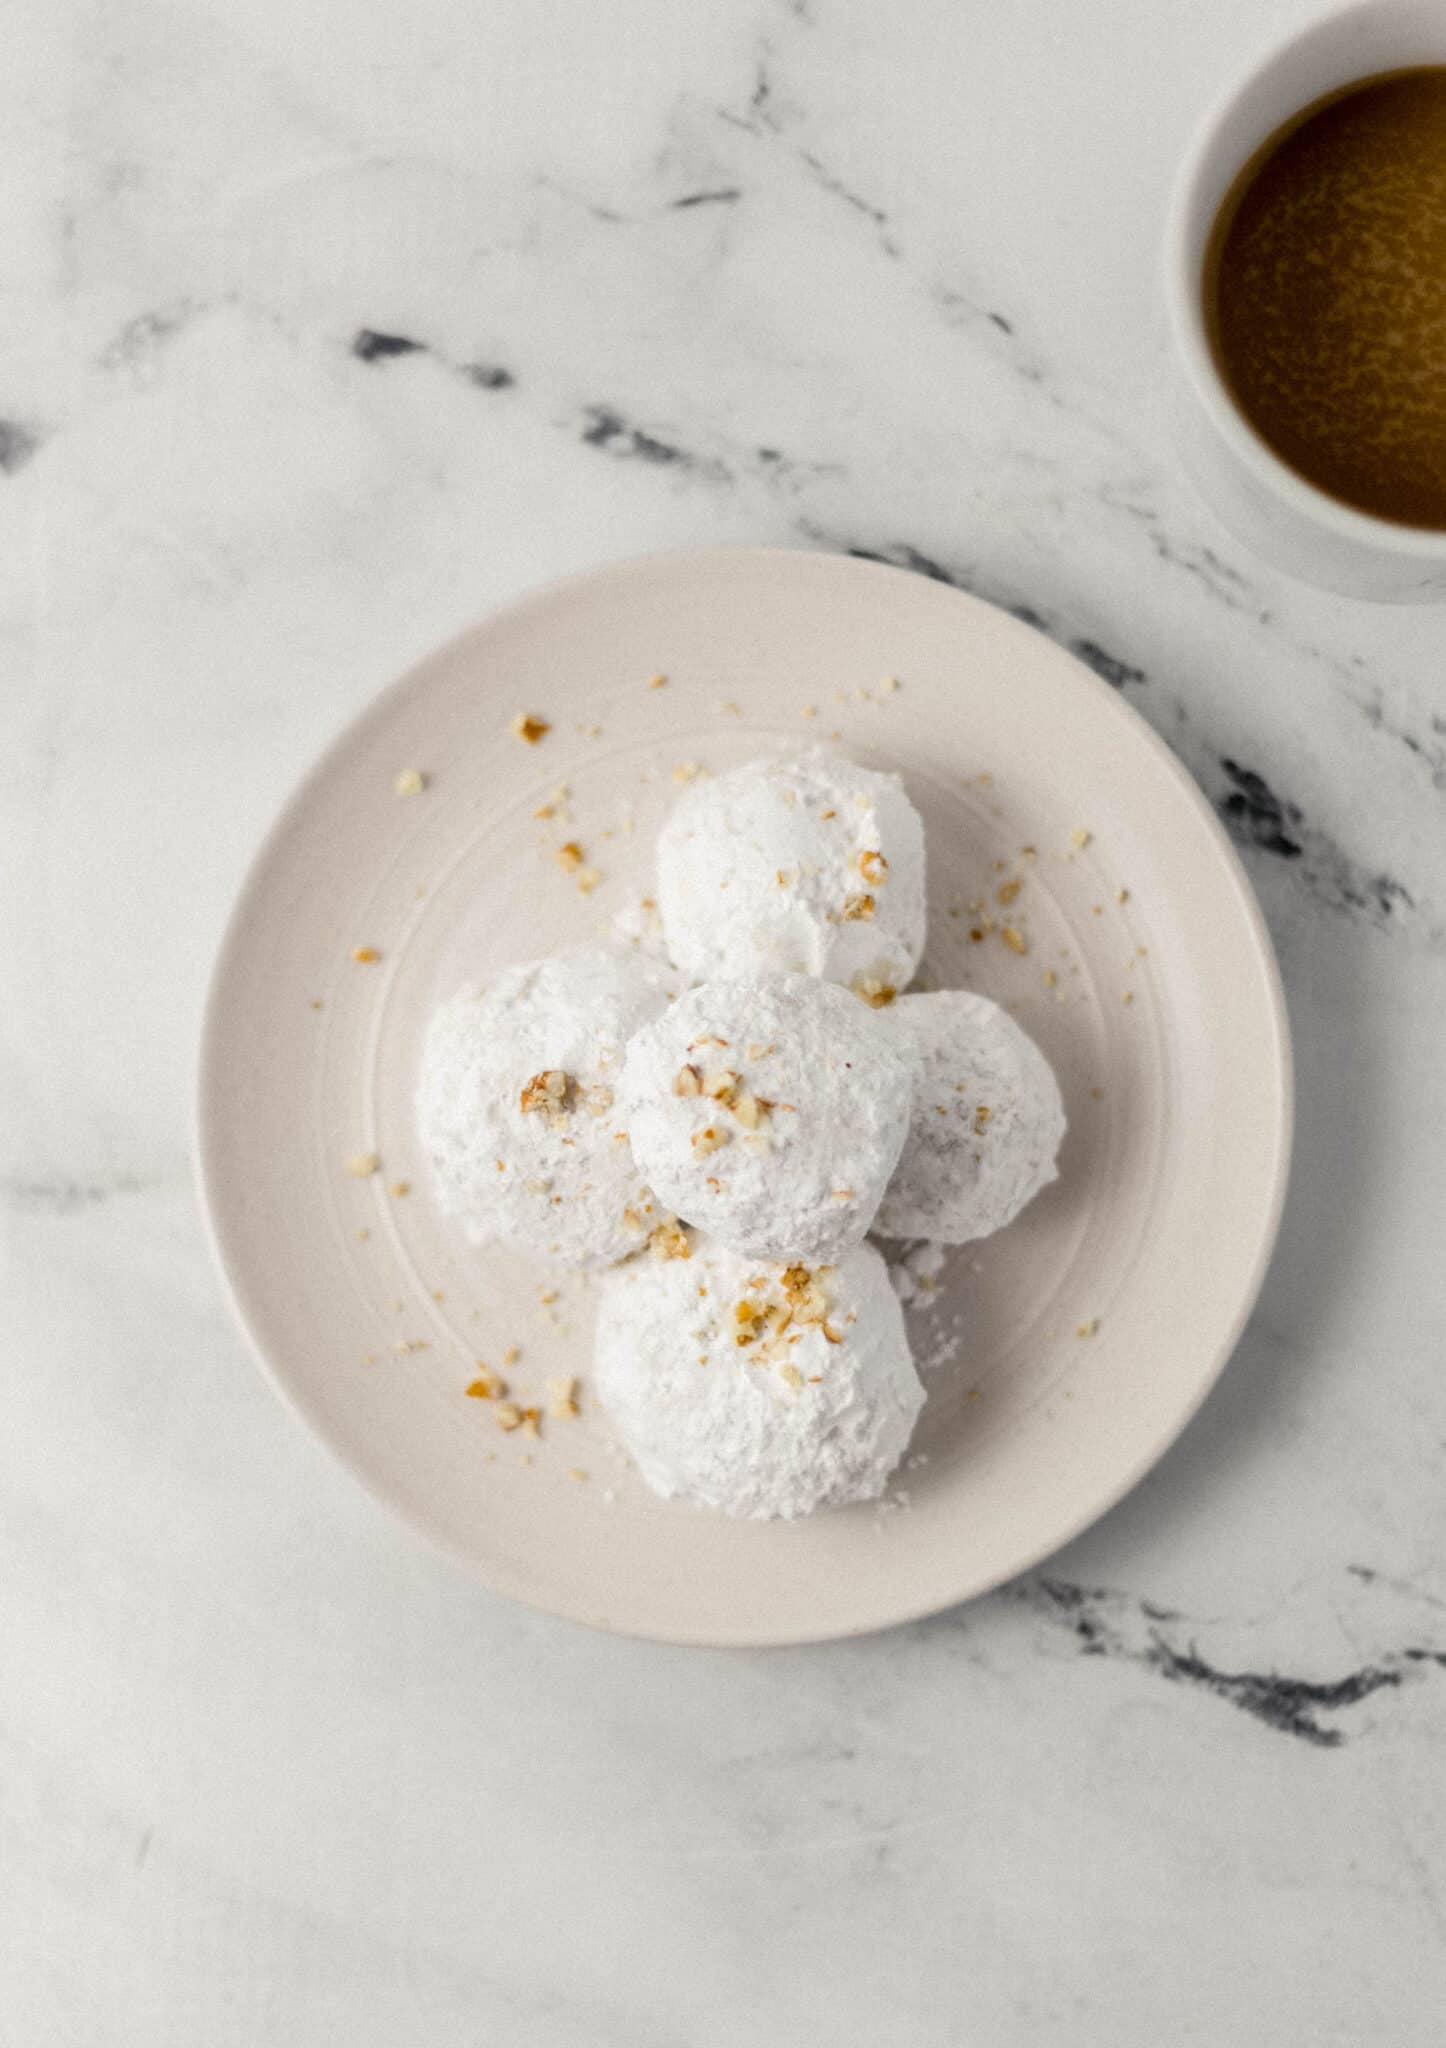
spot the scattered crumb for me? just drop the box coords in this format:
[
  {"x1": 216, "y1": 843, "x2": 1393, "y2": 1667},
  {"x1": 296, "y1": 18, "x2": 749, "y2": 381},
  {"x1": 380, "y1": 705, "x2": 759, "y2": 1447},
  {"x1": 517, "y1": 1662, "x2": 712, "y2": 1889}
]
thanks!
[
  {"x1": 1043, "y1": 968, "x2": 1057, "y2": 989},
  {"x1": 352, "y1": 946, "x2": 380, "y2": 964},
  {"x1": 556, "y1": 841, "x2": 584, "y2": 872},
  {"x1": 648, "y1": 672, "x2": 668, "y2": 690},
  {"x1": 569, "y1": 1467, "x2": 589, "y2": 1482},
  {"x1": 394, "y1": 768, "x2": 427, "y2": 797},
  {"x1": 853, "y1": 976, "x2": 897, "y2": 1008},
  {"x1": 1071, "y1": 827, "x2": 1092, "y2": 850},
  {"x1": 547, "y1": 1376, "x2": 581, "y2": 1420},
  {"x1": 310, "y1": 999, "x2": 324, "y2": 1011},
  {"x1": 1001, "y1": 926, "x2": 1027, "y2": 956},
  {"x1": 345, "y1": 1152, "x2": 380, "y2": 1178},
  {"x1": 510, "y1": 712, "x2": 550, "y2": 744},
  {"x1": 494, "y1": 1403, "x2": 524, "y2": 1431},
  {"x1": 1076, "y1": 1319, "x2": 1100, "y2": 1339},
  {"x1": 388, "y1": 1180, "x2": 411, "y2": 1199},
  {"x1": 576, "y1": 867, "x2": 601, "y2": 894},
  {"x1": 717, "y1": 700, "x2": 742, "y2": 717},
  {"x1": 997, "y1": 878, "x2": 1022, "y2": 907},
  {"x1": 802, "y1": 705, "x2": 817, "y2": 719},
  {"x1": 1117, "y1": 886, "x2": 1130, "y2": 904},
  {"x1": 880, "y1": 674, "x2": 901, "y2": 694},
  {"x1": 1121, "y1": 989, "x2": 1135, "y2": 1006},
  {"x1": 503, "y1": 1345, "x2": 521, "y2": 1367},
  {"x1": 356, "y1": 1227, "x2": 370, "y2": 1242},
  {"x1": 673, "y1": 760, "x2": 701, "y2": 784},
  {"x1": 466, "y1": 1372, "x2": 506, "y2": 1400}
]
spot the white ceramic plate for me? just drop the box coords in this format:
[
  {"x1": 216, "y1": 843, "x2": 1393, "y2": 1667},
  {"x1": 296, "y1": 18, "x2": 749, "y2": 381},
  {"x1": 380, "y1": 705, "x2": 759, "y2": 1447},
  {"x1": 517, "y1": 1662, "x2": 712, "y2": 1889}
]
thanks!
[{"x1": 198, "y1": 547, "x2": 1291, "y2": 1645}]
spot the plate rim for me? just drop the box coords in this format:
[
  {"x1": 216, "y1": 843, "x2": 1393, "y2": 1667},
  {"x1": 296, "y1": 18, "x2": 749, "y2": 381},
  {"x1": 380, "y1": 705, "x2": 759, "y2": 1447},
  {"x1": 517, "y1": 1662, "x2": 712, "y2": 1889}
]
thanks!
[{"x1": 195, "y1": 543, "x2": 1294, "y2": 1646}]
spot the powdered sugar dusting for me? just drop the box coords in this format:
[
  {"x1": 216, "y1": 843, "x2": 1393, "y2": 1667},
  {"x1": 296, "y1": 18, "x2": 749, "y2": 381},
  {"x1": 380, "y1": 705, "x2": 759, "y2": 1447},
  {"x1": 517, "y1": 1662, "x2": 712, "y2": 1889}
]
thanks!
[
  {"x1": 621, "y1": 973, "x2": 917, "y2": 1262},
  {"x1": 416, "y1": 946, "x2": 678, "y2": 1269},
  {"x1": 594, "y1": 1236, "x2": 925, "y2": 1519},
  {"x1": 657, "y1": 749, "x2": 926, "y2": 991}
]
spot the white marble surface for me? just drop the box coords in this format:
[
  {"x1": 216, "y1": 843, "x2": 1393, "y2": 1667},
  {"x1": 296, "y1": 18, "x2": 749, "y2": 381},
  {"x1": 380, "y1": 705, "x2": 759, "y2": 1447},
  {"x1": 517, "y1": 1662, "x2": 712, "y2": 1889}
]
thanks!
[{"x1": 4, "y1": 0, "x2": 1446, "y2": 2038}]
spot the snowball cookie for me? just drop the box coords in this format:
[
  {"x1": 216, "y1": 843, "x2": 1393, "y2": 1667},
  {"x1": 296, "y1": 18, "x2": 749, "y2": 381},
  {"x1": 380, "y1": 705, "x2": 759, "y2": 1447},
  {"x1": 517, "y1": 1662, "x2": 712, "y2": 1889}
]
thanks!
[
  {"x1": 658, "y1": 750, "x2": 926, "y2": 996},
  {"x1": 874, "y1": 991, "x2": 1066, "y2": 1242},
  {"x1": 416, "y1": 946, "x2": 678, "y2": 1270},
  {"x1": 621, "y1": 973, "x2": 916, "y2": 1262},
  {"x1": 595, "y1": 1234, "x2": 925, "y2": 1519}
]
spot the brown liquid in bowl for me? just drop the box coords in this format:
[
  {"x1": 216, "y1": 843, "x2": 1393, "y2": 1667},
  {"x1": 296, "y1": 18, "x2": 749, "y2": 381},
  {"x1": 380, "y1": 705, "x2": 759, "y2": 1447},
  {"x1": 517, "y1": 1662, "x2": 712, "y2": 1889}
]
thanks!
[{"x1": 1204, "y1": 66, "x2": 1446, "y2": 529}]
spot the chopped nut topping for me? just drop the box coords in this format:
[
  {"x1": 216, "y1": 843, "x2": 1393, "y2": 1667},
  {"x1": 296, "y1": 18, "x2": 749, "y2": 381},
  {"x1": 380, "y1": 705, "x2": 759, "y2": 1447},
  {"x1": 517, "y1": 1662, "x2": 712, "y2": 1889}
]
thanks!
[
  {"x1": 703, "y1": 1069, "x2": 740, "y2": 1103},
  {"x1": 520, "y1": 1069, "x2": 572, "y2": 1115},
  {"x1": 673, "y1": 1063, "x2": 702, "y2": 1097},
  {"x1": 621, "y1": 1207, "x2": 645, "y2": 1233},
  {"x1": 822, "y1": 1323, "x2": 844, "y2": 1345},
  {"x1": 842, "y1": 892, "x2": 875, "y2": 922},
  {"x1": 1001, "y1": 926, "x2": 1028, "y2": 955},
  {"x1": 856, "y1": 848, "x2": 889, "y2": 885},
  {"x1": 782, "y1": 1266, "x2": 830, "y2": 1325},
  {"x1": 649, "y1": 1219, "x2": 692, "y2": 1261},
  {"x1": 519, "y1": 1408, "x2": 541, "y2": 1438},
  {"x1": 495, "y1": 1404, "x2": 522, "y2": 1430},
  {"x1": 345, "y1": 1152, "x2": 380, "y2": 1178},
  {"x1": 779, "y1": 1362, "x2": 804, "y2": 1390},
  {"x1": 692, "y1": 1123, "x2": 730, "y2": 1155},
  {"x1": 352, "y1": 946, "x2": 380, "y2": 964},
  {"x1": 466, "y1": 1372, "x2": 505, "y2": 1400},
  {"x1": 555, "y1": 841, "x2": 584, "y2": 871},
  {"x1": 852, "y1": 976, "x2": 897, "y2": 1008},
  {"x1": 510, "y1": 712, "x2": 550, "y2": 745},
  {"x1": 734, "y1": 1298, "x2": 764, "y2": 1345},
  {"x1": 732, "y1": 1091, "x2": 767, "y2": 1130},
  {"x1": 997, "y1": 878, "x2": 1022, "y2": 907},
  {"x1": 583, "y1": 1084, "x2": 614, "y2": 1116}
]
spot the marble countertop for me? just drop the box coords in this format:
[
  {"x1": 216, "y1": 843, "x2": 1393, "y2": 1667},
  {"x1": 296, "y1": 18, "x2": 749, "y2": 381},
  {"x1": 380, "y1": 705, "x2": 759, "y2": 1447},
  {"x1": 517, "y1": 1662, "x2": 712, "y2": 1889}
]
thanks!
[{"x1": 5, "y1": 0, "x2": 1445, "y2": 2039}]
